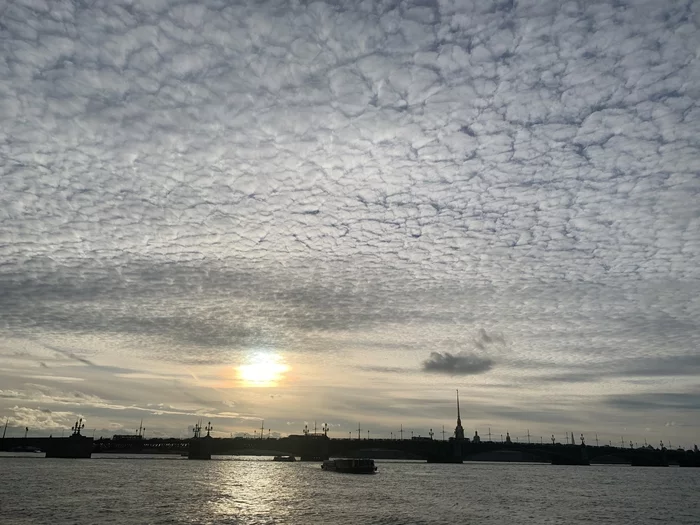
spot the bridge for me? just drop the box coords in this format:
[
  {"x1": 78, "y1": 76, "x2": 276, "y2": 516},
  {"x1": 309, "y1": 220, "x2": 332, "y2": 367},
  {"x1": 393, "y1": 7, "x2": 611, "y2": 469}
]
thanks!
[
  {"x1": 89, "y1": 435, "x2": 700, "y2": 466},
  {"x1": 2, "y1": 435, "x2": 699, "y2": 466},
  {"x1": 3, "y1": 390, "x2": 697, "y2": 466}
]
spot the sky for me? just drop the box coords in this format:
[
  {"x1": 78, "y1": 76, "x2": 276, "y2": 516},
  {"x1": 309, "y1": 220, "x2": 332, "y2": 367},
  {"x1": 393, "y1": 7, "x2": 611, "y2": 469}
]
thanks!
[{"x1": 0, "y1": 0, "x2": 698, "y2": 447}]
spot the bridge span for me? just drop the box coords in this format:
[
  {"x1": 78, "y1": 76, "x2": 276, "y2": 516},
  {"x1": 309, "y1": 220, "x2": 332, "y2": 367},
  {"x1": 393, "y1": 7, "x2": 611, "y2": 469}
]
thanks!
[{"x1": 82, "y1": 435, "x2": 699, "y2": 466}]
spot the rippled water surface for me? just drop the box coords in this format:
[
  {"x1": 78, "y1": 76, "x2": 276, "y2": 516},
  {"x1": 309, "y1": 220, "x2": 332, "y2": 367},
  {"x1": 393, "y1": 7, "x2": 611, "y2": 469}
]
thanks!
[{"x1": 1, "y1": 454, "x2": 699, "y2": 524}]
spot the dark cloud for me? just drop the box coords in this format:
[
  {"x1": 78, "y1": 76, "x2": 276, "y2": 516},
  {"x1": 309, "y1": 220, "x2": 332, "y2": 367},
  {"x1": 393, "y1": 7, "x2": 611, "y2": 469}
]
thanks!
[
  {"x1": 605, "y1": 392, "x2": 700, "y2": 412},
  {"x1": 422, "y1": 352, "x2": 494, "y2": 376},
  {"x1": 420, "y1": 327, "x2": 501, "y2": 375},
  {"x1": 618, "y1": 355, "x2": 700, "y2": 378},
  {"x1": 531, "y1": 355, "x2": 700, "y2": 384}
]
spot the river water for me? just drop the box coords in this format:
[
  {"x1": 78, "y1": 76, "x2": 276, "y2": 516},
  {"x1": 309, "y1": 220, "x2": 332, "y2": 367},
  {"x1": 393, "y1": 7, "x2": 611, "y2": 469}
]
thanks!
[{"x1": 1, "y1": 454, "x2": 699, "y2": 524}]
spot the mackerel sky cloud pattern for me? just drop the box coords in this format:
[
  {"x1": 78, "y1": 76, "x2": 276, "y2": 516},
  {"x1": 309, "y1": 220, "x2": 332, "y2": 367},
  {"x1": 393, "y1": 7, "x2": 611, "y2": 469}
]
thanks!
[{"x1": 0, "y1": 0, "x2": 699, "y2": 443}]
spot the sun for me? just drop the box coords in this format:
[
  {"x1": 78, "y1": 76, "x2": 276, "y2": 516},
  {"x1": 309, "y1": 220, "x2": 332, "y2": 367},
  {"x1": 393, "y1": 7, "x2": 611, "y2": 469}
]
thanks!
[{"x1": 237, "y1": 353, "x2": 289, "y2": 387}]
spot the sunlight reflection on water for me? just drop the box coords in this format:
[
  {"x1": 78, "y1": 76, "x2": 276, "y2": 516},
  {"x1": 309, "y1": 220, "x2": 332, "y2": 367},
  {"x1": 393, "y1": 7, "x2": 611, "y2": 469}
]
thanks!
[
  {"x1": 1, "y1": 455, "x2": 699, "y2": 524},
  {"x1": 211, "y1": 461, "x2": 302, "y2": 523}
]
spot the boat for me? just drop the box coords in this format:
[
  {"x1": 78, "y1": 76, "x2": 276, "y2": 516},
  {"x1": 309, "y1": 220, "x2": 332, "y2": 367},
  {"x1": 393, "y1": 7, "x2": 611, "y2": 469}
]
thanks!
[
  {"x1": 321, "y1": 458, "x2": 377, "y2": 474},
  {"x1": 273, "y1": 455, "x2": 296, "y2": 462}
]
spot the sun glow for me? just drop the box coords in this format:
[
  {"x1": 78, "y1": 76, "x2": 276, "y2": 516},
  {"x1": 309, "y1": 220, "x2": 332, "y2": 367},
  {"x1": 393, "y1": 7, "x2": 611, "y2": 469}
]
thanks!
[{"x1": 237, "y1": 353, "x2": 289, "y2": 387}]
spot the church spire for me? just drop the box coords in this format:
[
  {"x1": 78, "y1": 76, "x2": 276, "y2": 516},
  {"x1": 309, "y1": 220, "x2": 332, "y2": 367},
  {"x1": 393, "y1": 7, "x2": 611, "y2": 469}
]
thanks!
[
  {"x1": 457, "y1": 389, "x2": 462, "y2": 424},
  {"x1": 454, "y1": 389, "x2": 465, "y2": 440}
]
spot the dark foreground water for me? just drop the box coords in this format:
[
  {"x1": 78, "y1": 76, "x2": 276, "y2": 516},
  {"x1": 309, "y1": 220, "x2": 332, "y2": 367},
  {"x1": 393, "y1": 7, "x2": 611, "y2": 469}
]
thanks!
[{"x1": 1, "y1": 454, "x2": 699, "y2": 524}]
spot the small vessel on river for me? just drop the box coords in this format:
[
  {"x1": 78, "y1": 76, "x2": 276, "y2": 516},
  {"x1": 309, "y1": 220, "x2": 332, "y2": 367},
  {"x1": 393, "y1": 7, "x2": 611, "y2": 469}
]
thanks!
[
  {"x1": 321, "y1": 458, "x2": 377, "y2": 474},
  {"x1": 273, "y1": 455, "x2": 296, "y2": 462}
]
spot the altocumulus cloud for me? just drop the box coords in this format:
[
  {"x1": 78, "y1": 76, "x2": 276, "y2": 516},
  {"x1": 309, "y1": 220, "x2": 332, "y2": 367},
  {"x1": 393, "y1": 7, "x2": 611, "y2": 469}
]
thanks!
[
  {"x1": 422, "y1": 352, "x2": 494, "y2": 376},
  {"x1": 0, "y1": 0, "x2": 698, "y2": 443}
]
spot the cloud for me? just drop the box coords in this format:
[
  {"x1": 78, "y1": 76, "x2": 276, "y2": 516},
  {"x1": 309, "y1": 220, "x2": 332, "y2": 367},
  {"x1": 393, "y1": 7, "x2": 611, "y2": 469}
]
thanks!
[
  {"x1": 0, "y1": 383, "x2": 242, "y2": 421},
  {"x1": 422, "y1": 352, "x2": 494, "y2": 376},
  {"x1": 0, "y1": 0, "x2": 698, "y2": 443},
  {"x1": 358, "y1": 366, "x2": 411, "y2": 374},
  {"x1": 420, "y1": 327, "x2": 502, "y2": 375},
  {"x1": 530, "y1": 354, "x2": 700, "y2": 384},
  {"x1": 6, "y1": 406, "x2": 80, "y2": 431},
  {"x1": 605, "y1": 392, "x2": 700, "y2": 412}
]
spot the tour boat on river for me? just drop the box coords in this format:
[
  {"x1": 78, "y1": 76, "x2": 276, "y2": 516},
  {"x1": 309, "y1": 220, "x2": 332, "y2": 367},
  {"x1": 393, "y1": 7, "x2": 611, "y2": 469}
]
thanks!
[{"x1": 321, "y1": 458, "x2": 377, "y2": 474}]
